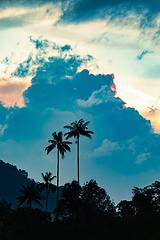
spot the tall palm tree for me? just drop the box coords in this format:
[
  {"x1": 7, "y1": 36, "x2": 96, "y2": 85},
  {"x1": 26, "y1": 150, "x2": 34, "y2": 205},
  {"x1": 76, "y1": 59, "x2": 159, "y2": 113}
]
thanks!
[
  {"x1": 39, "y1": 172, "x2": 56, "y2": 212},
  {"x1": 16, "y1": 182, "x2": 45, "y2": 209},
  {"x1": 45, "y1": 131, "x2": 72, "y2": 220},
  {"x1": 64, "y1": 119, "x2": 94, "y2": 189}
]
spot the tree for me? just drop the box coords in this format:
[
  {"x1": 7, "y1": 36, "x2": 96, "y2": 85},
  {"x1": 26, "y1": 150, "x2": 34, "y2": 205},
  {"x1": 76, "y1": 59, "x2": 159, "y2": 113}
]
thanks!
[
  {"x1": 16, "y1": 183, "x2": 44, "y2": 209},
  {"x1": 16, "y1": 183, "x2": 45, "y2": 240},
  {"x1": 0, "y1": 199, "x2": 12, "y2": 230},
  {"x1": 64, "y1": 119, "x2": 94, "y2": 191},
  {"x1": 81, "y1": 180, "x2": 114, "y2": 213},
  {"x1": 39, "y1": 172, "x2": 56, "y2": 212},
  {"x1": 132, "y1": 182, "x2": 159, "y2": 216},
  {"x1": 54, "y1": 180, "x2": 82, "y2": 219},
  {"x1": 45, "y1": 131, "x2": 72, "y2": 220},
  {"x1": 117, "y1": 200, "x2": 136, "y2": 218},
  {"x1": 55, "y1": 180, "x2": 114, "y2": 220}
]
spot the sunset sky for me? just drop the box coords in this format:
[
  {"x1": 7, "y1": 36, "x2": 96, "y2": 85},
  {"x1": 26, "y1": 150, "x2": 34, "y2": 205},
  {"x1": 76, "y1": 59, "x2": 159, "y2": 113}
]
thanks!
[{"x1": 0, "y1": 0, "x2": 160, "y2": 203}]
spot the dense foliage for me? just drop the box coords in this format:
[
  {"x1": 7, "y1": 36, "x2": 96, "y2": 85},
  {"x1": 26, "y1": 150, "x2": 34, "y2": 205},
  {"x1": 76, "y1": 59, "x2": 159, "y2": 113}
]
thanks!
[{"x1": 1, "y1": 180, "x2": 160, "y2": 239}]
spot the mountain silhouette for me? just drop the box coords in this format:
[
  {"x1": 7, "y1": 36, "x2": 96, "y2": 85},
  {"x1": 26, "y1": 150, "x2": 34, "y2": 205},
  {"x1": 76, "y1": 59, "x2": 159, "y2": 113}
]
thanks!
[{"x1": 0, "y1": 159, "x2": 62, "y2": 211}]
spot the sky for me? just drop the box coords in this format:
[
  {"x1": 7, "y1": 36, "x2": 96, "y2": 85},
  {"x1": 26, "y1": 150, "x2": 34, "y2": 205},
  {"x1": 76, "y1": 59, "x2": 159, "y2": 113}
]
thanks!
[{"x1": 0, "y1": 0, "x2": 160, "y2": 203}]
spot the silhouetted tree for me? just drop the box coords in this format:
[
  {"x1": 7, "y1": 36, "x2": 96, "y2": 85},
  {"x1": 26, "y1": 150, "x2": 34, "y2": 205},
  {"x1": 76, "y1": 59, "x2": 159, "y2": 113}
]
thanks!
[
  {"x1": 64, "y1": 119, "x2": 94, "y2": 195},
  {"x1": 0, "y1": 199, "x2": 12, "y2": 231},
  {"x1": 81, "y1": 179, "x2": 114, "y2": 213},
  {"x1": 132, "y1": 182, "x2": 159, "y2": 216},
  {"x1": 117, "y1": 200, "x2": 136, "y2": 218},
  {"x1": 56, "y1": 179, "x2": 114, "y2": 220},
  {"x1": 45, "y1": 131, "x2": 72, "y2": 220},
  {"x1": 16, "y1": 183, "x2": 44, "y2": 209},
  {"x1": 16, "y1": 183, "x2": 45, "y2": 240},
  {"x1": 54, "y1": 180, "x2": 82, "y2": 219},
  {"x1": 39, "y1": 172, "x2": 56, "y2": 212}
]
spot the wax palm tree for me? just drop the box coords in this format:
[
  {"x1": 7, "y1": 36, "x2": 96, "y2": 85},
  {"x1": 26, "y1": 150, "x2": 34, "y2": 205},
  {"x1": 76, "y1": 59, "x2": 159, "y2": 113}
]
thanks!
[
  {"x1": 16, "y1": 182, "x2": 45, "y2": 209},
  {"x1": 45, "y1": 131, "x2": 72, "y2": 220},
  {"x1": 64, "y1": 119, "x2": 94, "y2": 189},
  {"x1": 39, "y1": 172, "x2": 56, "y2": 212}
]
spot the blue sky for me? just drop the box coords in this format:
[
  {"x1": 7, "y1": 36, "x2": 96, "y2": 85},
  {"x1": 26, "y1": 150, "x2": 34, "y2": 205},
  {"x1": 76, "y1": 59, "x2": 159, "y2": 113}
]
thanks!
[{"x1": 0, "y1": 0, "x2": 160, "y2": 203}]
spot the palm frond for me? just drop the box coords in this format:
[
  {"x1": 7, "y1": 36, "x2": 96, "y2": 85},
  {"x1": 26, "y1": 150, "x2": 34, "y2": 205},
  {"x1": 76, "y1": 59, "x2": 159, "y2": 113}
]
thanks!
[
  {"x1": 82, "y1": 121, "x2": 90, "y2": 127},
  {"x1": 63, "y1": 141, "x2": 72, "y2": 145},
  {"x1": 50, "y1": 176, "x2": 56, "y2": 181},
  {"x1": 63, "y1": 143, "x2": 71, "y2": 152},
  {"x1": 16, "y1": 196, "x2": 27, "y2": 207},
  {"x1": 48, "y1": 139, "x2": 56, "y2": 144},
  {"x1": 33, "y1": 199, "x2": 44, "y2": 207},
  {"x1": 64, "y1": 125, "x2": 74, "y2": 130},
  {"x1": 80, "y1": 130, "x2": 94, "y2": 138},
  {"x1": 45, "y1": 143, "x2": 56, "y2": 154}
]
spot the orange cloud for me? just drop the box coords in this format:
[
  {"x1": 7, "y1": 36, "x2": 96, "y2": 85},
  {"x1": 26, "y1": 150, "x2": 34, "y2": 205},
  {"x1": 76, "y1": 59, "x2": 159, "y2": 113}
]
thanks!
[
  {"x1": 0, "y1": 78, "x2": 31, "y2": 107},
  {"x1": 141, "y1": 107, "x2": 160, "y2": 133}
]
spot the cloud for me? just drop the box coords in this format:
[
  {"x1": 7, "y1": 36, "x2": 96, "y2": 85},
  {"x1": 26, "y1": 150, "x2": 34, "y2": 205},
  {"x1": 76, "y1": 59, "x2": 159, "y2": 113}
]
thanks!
[
  {"x1": 137, "y1": 50, "x2": 153, "y2": 60},
  {"x1": 136, "y1": 152, "x2": 150, "y2": 164},
  {"x1": 0, "y1": 36, "x2": 160, "y2": 182},
  {"x1": 77, "y1": 85, "x2": 124, "y2": 108},
  {"x1": 0, "y1": 79, "x2": 30, "y2": 107},
  {"x1": 59, "y1": 0, "x2": 160, "y2": 24},
  {"x1": 92, "y1": 139, "x2": 120, "y2": 157},
  {"x1": 0, "y1": 0, "x2": 159, "y2": 28},
  {"x1": 0, "y1": 39, "x2": 153, "y2": 147},
  {"x1": 0, "y1": 3, "x2": 62, "y2": 29}
]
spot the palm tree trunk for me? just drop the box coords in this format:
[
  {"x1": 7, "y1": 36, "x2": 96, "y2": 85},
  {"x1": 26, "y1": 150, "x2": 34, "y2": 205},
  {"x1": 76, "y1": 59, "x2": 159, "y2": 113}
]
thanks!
[
  {"x1": 46, "y1": 186, "x2": 48, "y2": 212},
  {"x1": 29, "y1": 201, "x2": 33, "y2": 240},
  {"x1": 77, "y1": 136, "x2": 80, "y2": 197},
  {"x1": 56, "y1": 148, "x2": 59, "y2": 221},
  {"x1": 77, "y1": 136, "x2": 80, "y2": 186}
]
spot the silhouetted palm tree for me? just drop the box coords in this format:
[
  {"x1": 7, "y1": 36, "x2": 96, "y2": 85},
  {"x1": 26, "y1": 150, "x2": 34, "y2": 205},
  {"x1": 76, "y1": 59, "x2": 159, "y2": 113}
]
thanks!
[
  {"x1": 45, "y1": 131, "x2": 72, "y2": 220},
  {"x1": 16, "y1": 183, "x2": 44, "y2": 240},
  {"x1": 39, "y1": 172, "x2": 56, "y2": 212},
  {"x1": 64, "y1": 119, "x2": 94, "y2": 189},
  {"x1": 16, "y1": 183, "x2": 44, "y2": 209}
]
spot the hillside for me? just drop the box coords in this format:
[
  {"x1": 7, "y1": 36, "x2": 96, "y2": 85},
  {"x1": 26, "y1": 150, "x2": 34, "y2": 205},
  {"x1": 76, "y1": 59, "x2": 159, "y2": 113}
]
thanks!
[{"x1": 0, "y1": 160, "x2": 61, "y2": 210}]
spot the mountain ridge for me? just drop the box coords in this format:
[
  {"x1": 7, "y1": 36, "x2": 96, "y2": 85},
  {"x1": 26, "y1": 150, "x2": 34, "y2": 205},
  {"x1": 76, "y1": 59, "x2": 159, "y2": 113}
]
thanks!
[{"x1": 0, "y1": 159, "x2": 61, "y2": 211}]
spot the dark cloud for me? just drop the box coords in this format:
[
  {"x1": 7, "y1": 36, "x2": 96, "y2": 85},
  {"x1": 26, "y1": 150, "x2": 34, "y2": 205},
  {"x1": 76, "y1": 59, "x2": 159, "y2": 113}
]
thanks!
[
  {"x1": 13, "y1": 54, "x2": 34, "y2": 77},
  {"x1": 0, "y1": 0, "x2": 159, "y2": 37},
  {"x1": 91, "y1": 105, "x2": 153, "y2": 143},
  {"x1": 1, "y1": 39, "x2": 160, "y2": 176},
  {"x1": 59, "y1": 0, "x2": 160, "y2": 23},
  {"x1": 12, "y1": 38, "x2": 75, "y2": 78},
  {"x1": 0, "y1": 102, "x2": 13, "y2": 125},
  {"x1": 137, "y1": 50, "x2": 153, "y2": 60},
  {"x1": 29, "y1": 37, "x2": 49, "y2": 50},
  {"x1": 61, "y1": 44, "x2": 71, "y2": 51},
  {"x1": 2, "y1": 107, "x2": 43, "y2": 141}
]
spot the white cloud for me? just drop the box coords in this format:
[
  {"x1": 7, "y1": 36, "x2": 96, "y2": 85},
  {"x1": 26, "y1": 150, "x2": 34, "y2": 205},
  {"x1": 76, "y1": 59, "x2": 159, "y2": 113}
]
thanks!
[
  {"x1": 0, "y1": 124, "x2": 8, "y2": 136},
  {"x1": 136, "y1": 152, "x2": 151, "y2": 164},
  {"x1": 92, "y1": 139, "x2": 120, "y2": 158},
  {"x1": 76, "y1": 85, "x2": 115, "y2": 107}
]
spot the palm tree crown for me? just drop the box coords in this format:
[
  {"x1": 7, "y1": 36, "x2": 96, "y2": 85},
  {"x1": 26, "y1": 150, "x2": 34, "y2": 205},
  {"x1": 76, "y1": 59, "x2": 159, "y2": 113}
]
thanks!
[
  {"x1": 64, "y1": 119, "x2": 94, "y2": 140},
  {"x1": 45, "y1": 132, "x2": 72, "y2": 158},
  {"x1": 39, "y1": 172, "x2": 56, "y2": 212},
  {"x1": 16, "y1": 183, "x2": 45, "y2": 209},
  {"x1": 41, "y1": 172, "x2": 56, "y2": 192}
]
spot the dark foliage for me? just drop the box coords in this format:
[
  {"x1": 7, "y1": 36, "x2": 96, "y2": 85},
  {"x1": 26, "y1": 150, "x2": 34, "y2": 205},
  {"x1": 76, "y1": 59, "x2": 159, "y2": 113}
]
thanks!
[
  {"x1": 53, "y1": 179, "x2": 115, "y2": 220},
  {"x1": 1, "y1": 175, "x2": 160, "y2": 239}
]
